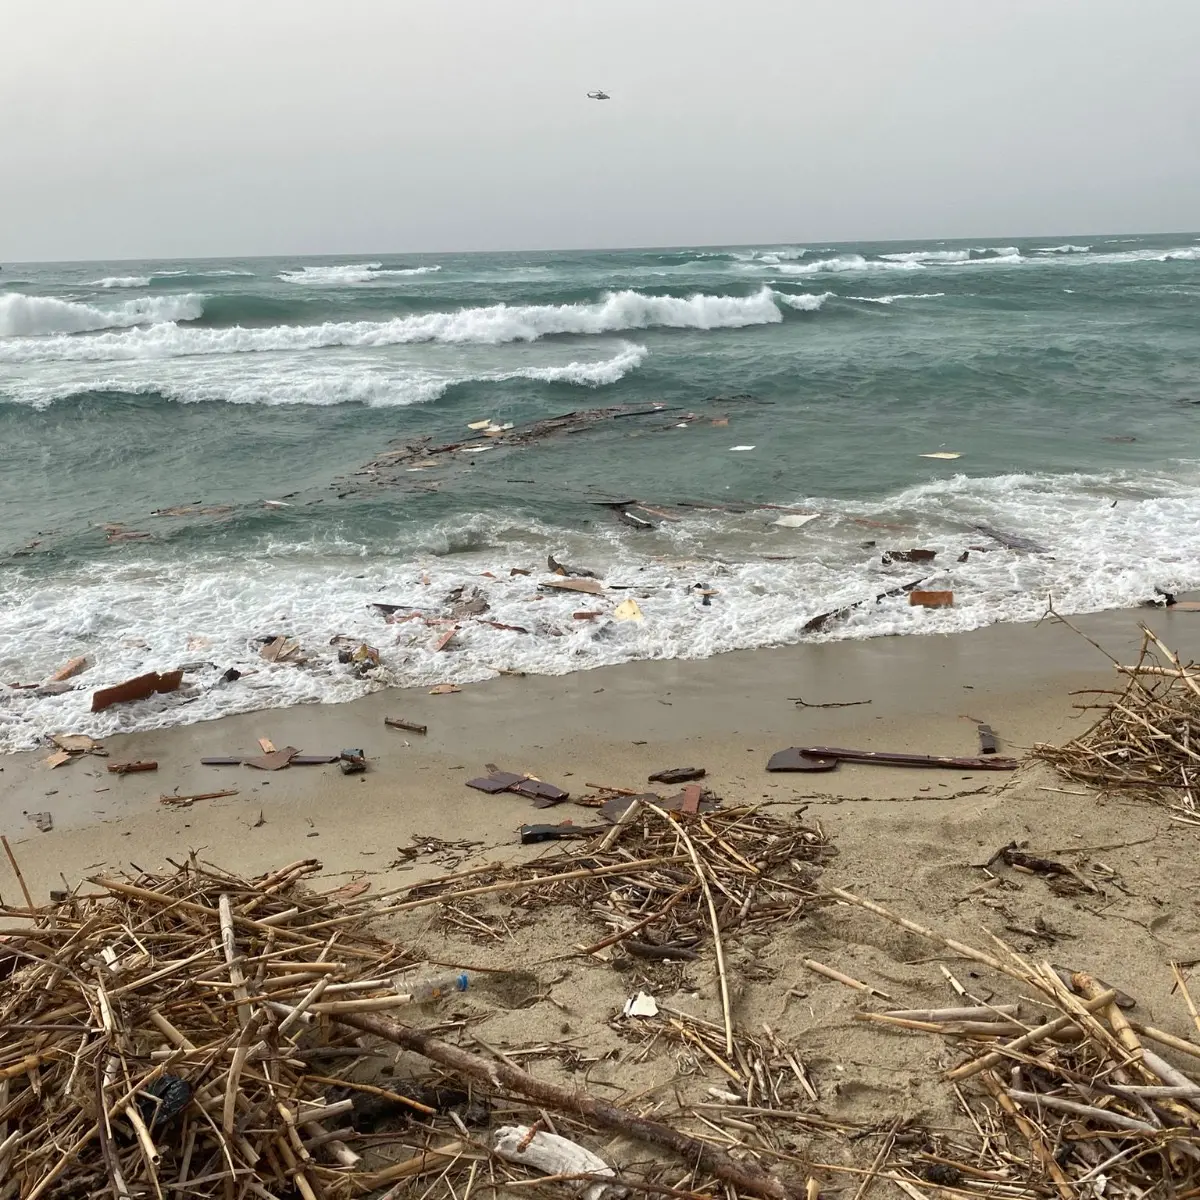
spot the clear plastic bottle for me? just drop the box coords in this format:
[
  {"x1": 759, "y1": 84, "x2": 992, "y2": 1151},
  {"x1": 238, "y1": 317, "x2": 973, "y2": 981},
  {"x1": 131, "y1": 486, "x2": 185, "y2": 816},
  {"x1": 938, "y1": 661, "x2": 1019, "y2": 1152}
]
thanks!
[{"x1": 396, "y1": 971, "x2": 469, "y2": 1003}]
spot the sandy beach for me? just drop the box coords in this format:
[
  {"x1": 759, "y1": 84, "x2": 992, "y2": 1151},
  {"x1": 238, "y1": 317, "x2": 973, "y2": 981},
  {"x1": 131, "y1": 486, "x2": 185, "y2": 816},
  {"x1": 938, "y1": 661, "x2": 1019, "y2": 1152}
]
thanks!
[{"x1": 7, "y1": 598, "x2": 1200, "y2": 1190}]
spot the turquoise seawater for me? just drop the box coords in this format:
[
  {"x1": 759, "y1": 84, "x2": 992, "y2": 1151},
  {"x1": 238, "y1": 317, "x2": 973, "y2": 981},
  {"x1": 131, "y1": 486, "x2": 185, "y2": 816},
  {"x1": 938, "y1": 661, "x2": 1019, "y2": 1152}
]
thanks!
[{"x1": 1, "y1": 235, "x2": 1198, "y2": 747}]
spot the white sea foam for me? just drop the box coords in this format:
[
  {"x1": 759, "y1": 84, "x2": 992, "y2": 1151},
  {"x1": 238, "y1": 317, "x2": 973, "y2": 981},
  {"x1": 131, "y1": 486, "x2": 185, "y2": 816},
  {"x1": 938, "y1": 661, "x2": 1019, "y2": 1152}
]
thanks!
[
  {"x1": 91, "y1": 275, "x2": 153, "y2": 289},
  {"x1": 3, "y1": 466, "x2": 1199, "y2": 749},
  {"x1": 1035, "y1": 244, "x2": 1091, "y2": 254},
  {"x1": 846, "y1": 292, "x2": 947, "y2": 304},
  {"x1": 0, "y1": 293, "x2": 205, "y2": 338},
  {"x1": 880, "y1": 250, "x2": 971, "y2": 264},
  {"x1": 773, "y1": 291, "x2": 833, "y2": 311},
  {"x1": 0, "y1": 288, "x2": 812, "y2": 363},
  {"x1": 0, "y1": 343, "x2": 650, "y2": 409},
  {"x1": 279, "y1": 263, "x2": 443, "y2": 284}
]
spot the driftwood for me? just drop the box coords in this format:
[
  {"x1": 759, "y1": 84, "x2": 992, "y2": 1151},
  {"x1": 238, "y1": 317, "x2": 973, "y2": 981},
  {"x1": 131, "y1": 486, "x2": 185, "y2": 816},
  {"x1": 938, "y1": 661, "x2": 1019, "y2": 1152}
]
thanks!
[{"x1": 337, "y1": 1012, "x2": 800, "y2": 1200}]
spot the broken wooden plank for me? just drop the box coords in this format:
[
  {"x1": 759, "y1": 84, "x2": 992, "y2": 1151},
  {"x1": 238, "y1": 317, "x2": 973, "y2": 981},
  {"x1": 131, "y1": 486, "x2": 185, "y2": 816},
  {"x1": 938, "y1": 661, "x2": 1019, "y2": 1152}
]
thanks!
[
  {"x1": 973, "y1": 524, "x2": 1049, "y2": 554},
  {"x1": 244, "y1": 747, "x2": 299, "y2": 771},
  {"x1": 511, "y1": 779, "x2": 570, "y2": 804},
  {"x1": 540, "y1": 578, "x2": 605, "y2": 596},
  {"x1": 798, "y1": 746, "x2": 1020, "y2": 771},
  {"x1": 201, "y1": 756, "x2": 244, "y2": 766},
  {"x1": 106, "y1": 760, "x2": 158, "y2": 775},
  {"x1": 648, "y1": 767, "x2": 706, "y2": 784},
  {"x1": 910, "y1": 589, "x2": 954, "y2": 608},
  {"x1": 802, "y1": 578, "x2": 928, "y2": 635},
  {"x1": 91, "y1": 670, "x2": 183, "y2": 713},
  {"x1": 978, "y1": 724, "x2": 999, "y2": 755},
  {"x1": 466, "y1": 771, "x2": 525, "y2": 794},
  {"x1": 385, "y1": 717, "x2": 427, "y2": 735},
  {"x1": 766, "y1": 748, "x2": 840, "y2": 773},
  {"x1": 49, "y1": 656, "x2": 89, "y2": 683},
  {"x1": 160, "y1": 789, "x2": 239, "y2": 806}
]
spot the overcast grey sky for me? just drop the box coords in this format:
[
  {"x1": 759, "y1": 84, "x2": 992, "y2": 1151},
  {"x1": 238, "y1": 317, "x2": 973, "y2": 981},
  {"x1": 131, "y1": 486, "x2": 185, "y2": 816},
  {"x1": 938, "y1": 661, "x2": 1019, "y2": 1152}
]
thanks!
[{"x1": 3, "y1": 0, "x2": 1198, "y2": 261}]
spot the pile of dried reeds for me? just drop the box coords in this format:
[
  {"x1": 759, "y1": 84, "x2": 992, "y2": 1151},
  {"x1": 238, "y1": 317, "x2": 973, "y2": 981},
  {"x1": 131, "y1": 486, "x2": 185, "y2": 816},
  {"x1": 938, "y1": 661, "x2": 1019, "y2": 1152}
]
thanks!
[
  {"x1": 1035, "y1": 623, "x2": 1200, "y2": 811},
  {"x1": 384, "y1": 804, "x2": 834, "y2": 1055},
  {"x1": 832, "y1": 888, "x2": 1200, "y2": 1195},
  {"x1": 0, "y1": 857, "x2": 436, "y2": 1200},
  {"x1": 0, "y1": 851, "x2": 808, "y2": 1200}
]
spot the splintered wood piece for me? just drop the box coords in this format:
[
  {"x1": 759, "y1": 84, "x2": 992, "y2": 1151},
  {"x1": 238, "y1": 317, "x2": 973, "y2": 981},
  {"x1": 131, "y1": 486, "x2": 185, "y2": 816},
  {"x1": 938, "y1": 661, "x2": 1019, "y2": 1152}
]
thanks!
[
  {"x1": 91, "y1": 670, "x2": 183, "y2": 713},
  {"x1": 106, "y1": 761, "x2": 158, "y2": 775},
  {"x1": 766, "y1": 748, "x2": 840, "y2": 773},
  {"x1": 244, "y1": 747, "x2": 299, "y2": 771},
  {"x1": 384, "y1": 717, "x2": 427, "y2": 735},
  {"x1": 540, "y1": 578, "x2": 605, "y2": 596}
]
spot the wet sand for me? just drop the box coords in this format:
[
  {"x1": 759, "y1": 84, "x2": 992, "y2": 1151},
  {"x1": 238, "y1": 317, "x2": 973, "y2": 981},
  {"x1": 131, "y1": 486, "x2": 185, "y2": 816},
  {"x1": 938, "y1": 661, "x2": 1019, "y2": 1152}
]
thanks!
[{"x1": 2, "y1": 603, "x2": 1197, "y2": 901}]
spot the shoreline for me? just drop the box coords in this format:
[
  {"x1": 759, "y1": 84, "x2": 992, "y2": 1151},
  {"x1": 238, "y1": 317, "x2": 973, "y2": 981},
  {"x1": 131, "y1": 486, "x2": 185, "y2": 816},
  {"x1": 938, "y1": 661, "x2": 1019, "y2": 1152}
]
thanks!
[
  {"x1": 2, "y1": 601, "x2": 1197, "y2": 899},
  {"x1": 6, "y1": 595, "x2": 1200, "y2": 1164}
]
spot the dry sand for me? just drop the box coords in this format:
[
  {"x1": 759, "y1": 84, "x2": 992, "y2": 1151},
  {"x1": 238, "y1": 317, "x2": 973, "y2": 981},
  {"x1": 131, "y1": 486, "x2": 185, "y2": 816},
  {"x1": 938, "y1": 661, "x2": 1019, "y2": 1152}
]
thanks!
[{"x1": 4, "y1": 605, "x2": 1200, "y2": 1182}]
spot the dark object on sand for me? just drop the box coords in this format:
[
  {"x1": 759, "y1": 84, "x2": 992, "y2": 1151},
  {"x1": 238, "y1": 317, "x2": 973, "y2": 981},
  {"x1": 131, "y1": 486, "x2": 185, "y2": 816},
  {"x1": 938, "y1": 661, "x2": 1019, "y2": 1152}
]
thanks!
[
  {"x1": 339, "y1": 749, "x2": 367, "y2": 775},
  {"x1": 291, "y1": 754, "x2": 341, "y2": 765},
  {"x1": 600, "y1": 789, "x2": 718, "y2": 821},
  {"x1": 519, "y1": 823, "x2": 604, "y2": 844},
  {"x1": 978, "y1": 724, "x2": 999, "y2": 754},
  {"x1": 385, "y1": 716, "x2": 427, "y2": 735},
  {"x1": 466, "y1": 769, "x2": 569, "y2": 803},
  {"x1": 201, "y1": 756, "x2": 244, "y2": 766},
  {"x1": 648, "y1": 767, "x2": 706, "y2": 784},
  {"x1": 107, "y1": 760, "x2": 158, "y2": 775},
  {"x1": 467, "y1": 771, "x2": 526, "y2": 794},
  {"x1": 245, "y1": 747, "x2": 299, "y2": 771},
  {"x1": 766, "y1": 748, "x2": 840, "y2": 773},
  {"x1": 511, "y1": 778, "x2": 570, "y2": 806}
]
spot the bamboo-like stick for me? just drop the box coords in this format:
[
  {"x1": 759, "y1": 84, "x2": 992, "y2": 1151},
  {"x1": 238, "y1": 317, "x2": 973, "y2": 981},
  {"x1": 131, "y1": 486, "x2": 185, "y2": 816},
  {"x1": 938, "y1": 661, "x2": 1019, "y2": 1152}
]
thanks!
[
  {"x1": 1, "y1": 836, "x2": 34, "y2": 911},
  {"x1": 802, "y1": 958, "x2": 893, "y2": 1001},
  {"x1": 1006, "y1": 1089, "x2": 1157, "y2": 1134},
  {"x1": 646, "y1": 803, "x2": 734, "y2": 1058},
  {"x1": 945, "y1": 990, "x2": 1117, "y2": 1081}
]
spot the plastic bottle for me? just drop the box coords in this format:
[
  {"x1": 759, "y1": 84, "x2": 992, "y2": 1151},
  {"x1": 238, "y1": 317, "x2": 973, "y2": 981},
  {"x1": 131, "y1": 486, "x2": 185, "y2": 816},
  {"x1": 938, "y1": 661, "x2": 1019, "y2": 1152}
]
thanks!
[{"x1": 396, "y1": 971, "x2": 469, "y2": 1003}]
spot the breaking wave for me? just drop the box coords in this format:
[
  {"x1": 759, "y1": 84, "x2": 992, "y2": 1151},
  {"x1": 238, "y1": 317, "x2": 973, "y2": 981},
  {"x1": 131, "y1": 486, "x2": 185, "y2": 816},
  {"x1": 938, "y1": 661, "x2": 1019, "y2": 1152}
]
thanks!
[
  {"x1": 880, "y1": 250, "x2": 971, "y2": 264},
  {"x1": 0, "y1": 293, "x2": 205, "y2": 338},
  {"x1": 0, "y1": 288, "x2": 822, "y2": 363},
  {"x1": 92, "y1": 275, "x2": 153, "y2": 289},
  {"x1": 1035, "y1": 244, "x2": 1092, "y2": 254},
  {"x1": 846, "y1": 292, "x2": 947, "y2": 305},
  {"x1": 279, "y1": 263, "x2": 443, "y2": 284},
  {"x1": 0, "y1": 344, "x2": 650, "y2": 409}
]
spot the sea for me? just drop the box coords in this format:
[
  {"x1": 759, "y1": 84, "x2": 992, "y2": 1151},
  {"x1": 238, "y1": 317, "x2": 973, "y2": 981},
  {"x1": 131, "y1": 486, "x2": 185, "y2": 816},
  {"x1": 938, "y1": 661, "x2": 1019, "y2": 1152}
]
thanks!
[{"x1": 2, "y1": 234, "x2": 1199, "y2": 750}]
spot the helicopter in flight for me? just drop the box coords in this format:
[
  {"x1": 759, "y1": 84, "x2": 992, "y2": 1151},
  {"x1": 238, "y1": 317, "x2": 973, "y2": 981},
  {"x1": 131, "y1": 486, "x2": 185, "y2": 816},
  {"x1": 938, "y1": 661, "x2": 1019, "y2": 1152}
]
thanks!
[{"x1": 587, "y1": 90, "x2": 611, "y2": 100}]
